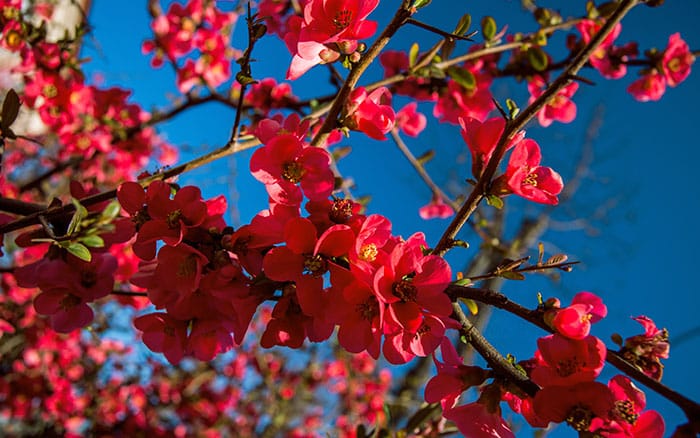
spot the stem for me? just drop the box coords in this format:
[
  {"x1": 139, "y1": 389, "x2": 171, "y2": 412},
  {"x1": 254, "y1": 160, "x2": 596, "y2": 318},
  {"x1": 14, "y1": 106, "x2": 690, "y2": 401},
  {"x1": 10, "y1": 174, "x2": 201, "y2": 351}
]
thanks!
[
  {"x1": 406, "y1": 18, "x2": 474, "y2": 41},
  {"x1": 309, "y1": 0, "x2": 413, "y2": 147},
  {"x1": 389, "y1": 129, "x2": 458, "y2": 211},
  {"x1": 452, "y1": 301, "x2": 540, "y2": 397},
  {"x1": 432, "y1": 0, "x2": 639, "y2": 257}
]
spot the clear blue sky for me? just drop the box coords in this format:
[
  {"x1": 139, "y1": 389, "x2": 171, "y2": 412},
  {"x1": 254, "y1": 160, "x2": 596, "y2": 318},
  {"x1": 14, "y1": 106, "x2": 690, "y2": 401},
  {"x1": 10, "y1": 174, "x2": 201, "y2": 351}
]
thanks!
[{"x1": 83, "y1": 1, "x2": 700, "y2": 435}]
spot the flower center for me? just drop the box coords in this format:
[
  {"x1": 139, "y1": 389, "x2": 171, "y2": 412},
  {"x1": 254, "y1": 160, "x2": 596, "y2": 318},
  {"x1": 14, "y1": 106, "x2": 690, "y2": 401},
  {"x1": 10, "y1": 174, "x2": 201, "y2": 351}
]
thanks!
[
  {"x1": 358, "y1": 243, "x2": 378, "y2": 262},
  {"x1": 392, "y1": 279, "x2": 417, "y2": 302},
  {"x1": 333, "y1": 9, "x2": 353, "y2": 30},
  {"x1": 5, "y1": 30, "x2": 21, "y2": 50},
  {"x1": 167, "y1": 210, "x2": 182, "y2": 228},
  {"x1": 566, "y1": 406, "x2": 594, "y2": 432},
  {"x1": 303, "y1": 254, "x2": 327, "y2": 276},
  {"x1": 81, "y1": 269, "x2": 97, "y2": 289},
  {"x1": 330, "y1": 199, "x2": 354, "y2": 223},
  {"x1": 524, "y1": 172, "x2": 538, "y2": 187},
  {"x1": 667, "y1": 57, "x2": 681, "y2": 72},
  {"x1": 282, "y1": 161, "x2": 305, "y2": 183},
  {"x1": 356, "y1": 295, "x2": 379, "y2": 321},
  {"x1": 614, "y1": 400, "x2": 639, "y2": 424},
  {"x1": 555, "y1": 358, "x2": 581, "y2": 377},
  {"x1": 60, "y1": 294, "x2": 82, "y2": 311},
  {"x1": 43, "y1": 84, "x2": 58, "y2": 99}
]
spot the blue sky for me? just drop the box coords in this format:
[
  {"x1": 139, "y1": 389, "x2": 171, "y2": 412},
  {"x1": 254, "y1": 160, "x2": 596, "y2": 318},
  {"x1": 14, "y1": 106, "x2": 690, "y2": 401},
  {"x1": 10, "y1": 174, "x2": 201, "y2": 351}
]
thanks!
[{"x1": 83, "y1": 1, "x2": 700, "y2": 435}]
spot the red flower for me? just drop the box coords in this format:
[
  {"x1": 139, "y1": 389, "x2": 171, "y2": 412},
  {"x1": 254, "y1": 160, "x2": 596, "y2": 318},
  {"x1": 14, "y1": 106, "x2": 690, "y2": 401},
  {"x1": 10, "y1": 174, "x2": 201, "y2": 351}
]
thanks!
[
  {"x1": 443, "y1": 401, "x2": 515, "y2": 438},
  {"x1": 395, "y1": 102, "x2": 426, "y2": 137},
  {"x1": 459, "y1": 116, "x2": 524, "y2": 179},
  {"x1": 531, "y1": 334, "x2": 606, "y2": 387},
  {"x1": 528, "y1": 75, "x2": 578, "y2": 128},
  {"x1": 589, "y1": 375, "x2": 665, "y2": 437},
  {"x1": 285, "y1": 0, "x2": 379, "y2": 79},
  {"x1": 344, "y1": 86, "x2": 395, "y2": 140},
  {"x1": 134, "y1": 312, "x2": 188, "y2": 365},
  {"x1": 499, "y1": 139, "x2": 564, "y2": 205},
  {"x1": 373, "y1": 233, "x2": 452, "y2": 333},
  {"x1": 547, "y1": 291, "x2": 608, "y2": 340},
  {"x1": 263, "y1": 217, "x2": 354, "y2": 317},
  {"x1": 662, "y1": 33, "x2": 694, "y2": 87},
  {"x1": 250, "y1": 134, "x2": 334, "y2": 206},
  {"x1": 533, "y1": 381, "x2": 615, "y2": 432},
  {"x1": 418, "y1": 197, "x2": 454, "y2": 220},
  {"x1": 627, "y1": 72, "x2": 666, "y2": 102}
]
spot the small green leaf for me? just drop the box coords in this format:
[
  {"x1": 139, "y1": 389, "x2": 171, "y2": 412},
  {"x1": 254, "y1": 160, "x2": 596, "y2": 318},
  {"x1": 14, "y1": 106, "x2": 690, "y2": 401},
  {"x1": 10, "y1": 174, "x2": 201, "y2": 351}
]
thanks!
[
  {"x1": 546, "y1": 254, "x2": 568, "y2": 265},
  {"x1": 101, "y1": 200, "x2": 122, "y2": 221},
  {"x1": 67, "y1": 198, "x2": 89, "y2": 236},
  {"x1": 453, "y1": 278, "x2": 472, "y2": 286},
  {"x1": 1, "y1": 89, "x2": 21, "y2": 130},
  {"x1": 235, "y1": 72, "x2": 258, "y2": 86},
  {"x1": 412, "y1": 0, "x2": 432, "y2": 9},
  {"x1": 586, "y1": 1, "x2": 599, "y2": 19},
  {"x1": 81, "y1": 235, "x2": 104, "y2": 248},
  {"x1": 611, "y1": 333, "x2": 624, "y2": 347},
  {"x1": 461, "y1": 298, "x2": 479, "y2": 315},
  {"x1": 481, "y1": 16, "x2": 497, "y2": 41},
  {"x1": 527, "y1": 46, "x2": 549, "y2": 72},
  {"x1": 66, "y1": 242, "x2": 92, "y2": 262},
  {"x1": 447, "y1": 67, "x2": 476, "y2": 90},
  {"x1": 454, "y1": 13, "x2": 471, "y2": 36},
  {"x1": 485, "y1": 194, "x2": 504, "y2": 209},
  {"x1": 408, "y1": 42, "x2": 419, "y2": 68},
  {"x1": 500, "y1": 271, "x2": 525, "y2": 280},
  {"x1": 332, "y1": 145, "x2": 352, "y2": 161},
  {"x1": 506, "y1": 98, "x2": 520, "y2": 119},
  {"x1": 416, "y1": 149, "x2": 435, "y2": 165}
]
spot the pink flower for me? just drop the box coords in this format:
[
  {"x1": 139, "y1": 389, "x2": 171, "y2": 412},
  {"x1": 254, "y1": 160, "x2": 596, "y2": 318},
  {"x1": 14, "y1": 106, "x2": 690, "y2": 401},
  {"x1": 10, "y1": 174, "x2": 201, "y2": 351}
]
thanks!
[
  {"x1": 528, "y1": 75, "x2": 578, "y2": 127},
  {"x1": 662, "y1": 33, "x2": 694, "y2": 87},
  {"x1": 395, "y1": 102, "x2": 427, "y2": 137},
  {"x1": 499, "y1": 139, "x2": 564, "y2": 205},
  {"x1": 459, "y1": 116, "x2": 524, "y2": 179},
  {"x1": 418, "y1": 197, "x2": 454, "y2": 220},
  {"x1": 531, "y1": 334, "x2": 607, "y2": 386},
  {"x1": 344, "y1": 86, "x2": 395, "y2": 140},
  {"x1": 443, "y1": 402, "x2": 515, "y2": 438},
  {"x1": 627, "y1": 72, "x2": 666, "y2": 102},
  {"x1": 533, "y1": 381, "x2": 615, "y2": 430},
  {"x1": 250, "y1": 133, "x2": 334, "y2": 205},
  {"x1": 547, "y1": 291, "x2": 607, "y2": 340},
  {"x1": 285, "y1": 0, "x2": 379, "y2": 79}
]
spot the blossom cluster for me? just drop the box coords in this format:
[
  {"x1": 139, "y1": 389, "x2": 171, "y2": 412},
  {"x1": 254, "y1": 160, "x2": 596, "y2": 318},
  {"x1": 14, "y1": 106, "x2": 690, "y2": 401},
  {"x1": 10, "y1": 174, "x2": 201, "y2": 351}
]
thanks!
[{"x1": 426, "y1": 293, "x2": 668, "y2": 437}]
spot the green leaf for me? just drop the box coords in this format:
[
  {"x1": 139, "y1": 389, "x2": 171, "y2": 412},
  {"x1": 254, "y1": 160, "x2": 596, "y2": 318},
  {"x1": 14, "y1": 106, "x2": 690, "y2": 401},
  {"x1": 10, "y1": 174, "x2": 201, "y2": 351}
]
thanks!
[
  {"x1": 506, "y1": 98, "x2": 520, "y2": 118},
  {"x1": 408, "y1": 42, "x2": 419, "y2": 68},
  {"x1": 610, "y1": 333, "x2": 624, "y2": 347},
  {"x1": 454, "y1": 13, "x2": 471, "y2": 36},
  {"x1": 460, "y1": 298, "x2": 479, "y2": 315},
  {"x1": 1, "y1": 89, "x2": 20, "y2": 130},
  {"x1": 481, "y1": 16, "x2": 497, "y2": 41},
  {"x1": 527, "y1": 46, "x2": 549, "y2": 72},
  {"x1": 412, "y1": 0, "x2": 432, "y2": 9},
  {"x1": 485, "y1": 194, "x2": 504, "y2": 209},
  {"x1": 235, "y1": 72, "x2": 258, "y2": 86},
  {"x1": 454, "y1": 278, "x2": 472, "y2": 286},
  {"x1": 500, "y1": 271, "x2": 525, "y2": 280},
  {"x1": 101, "y1": 200, "x2": 122, "y2": 221},
  {"x1": 81, "y1": 235, "x2": 105, "y2": 248},
  {"x1": 447, "y1": 67, "x2": 476, "y2": 91},
  {"x1": 66, "y1": 242, "x2": 92, "y2": 262},
  {"x1": 67, "y1": 198, "x2": 89, "y2": 236},
  {"x1": 416, "y1": 149, "x2": 435, "y2": 165}
]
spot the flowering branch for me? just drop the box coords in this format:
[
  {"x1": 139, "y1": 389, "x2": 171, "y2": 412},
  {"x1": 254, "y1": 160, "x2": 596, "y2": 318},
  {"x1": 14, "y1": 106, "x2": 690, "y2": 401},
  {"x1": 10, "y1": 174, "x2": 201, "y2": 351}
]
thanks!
[
  {"x1": 447, "y1": 284, "x2": 700, "y2": 423},
  {"x1": 432, "y1": 0, "x2": 640, "y2": 257}
]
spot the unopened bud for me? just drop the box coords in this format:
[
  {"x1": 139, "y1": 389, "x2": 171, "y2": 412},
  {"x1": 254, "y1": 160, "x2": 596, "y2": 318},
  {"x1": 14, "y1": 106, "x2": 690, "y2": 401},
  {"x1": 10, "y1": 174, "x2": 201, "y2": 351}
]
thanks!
[{"x1": 319, "y1": 48, "x2": 340, "y2": 64}]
